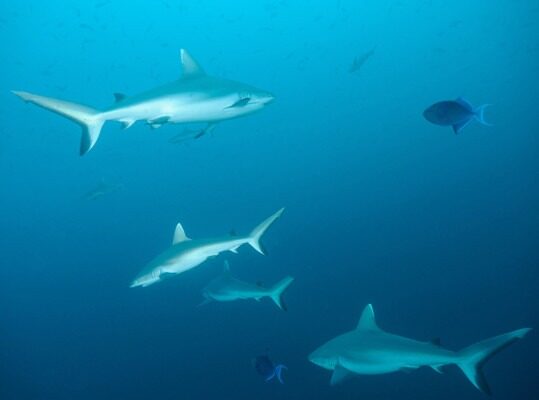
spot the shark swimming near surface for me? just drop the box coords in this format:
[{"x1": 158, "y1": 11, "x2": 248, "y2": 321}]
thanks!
[
  {"x1": 200, "y1": 260, "x2": 294, "y2": 310},
  {"x1": 130, "y1": 208, "x2": 285, "y2": 288},
  {"x1": 12, "y1": 49, "x2": 274, "y2": 155},
  {"x1": 309, "y1": 304, "x2": 531, "y2": 395}
]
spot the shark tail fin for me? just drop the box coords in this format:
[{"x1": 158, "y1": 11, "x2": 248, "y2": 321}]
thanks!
[
  {"x1": 456, "y1": 328, "x2": 531, "y2": 395},
  {"x1": 248, "y1": 208, "x2": 285, "y2": 255},
  {"x1": 269, "y1": 276, "x2": 294, "y2": 311},
  {"x1": 12, "y1": 90, "x2": 105, "y2": 155}
]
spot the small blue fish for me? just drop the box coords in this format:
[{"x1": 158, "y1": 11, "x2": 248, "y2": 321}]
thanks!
[
  {"x1": 423, "y1": 97, "x2": 491, "y2": 134},
  {"x1": 253, "y1": 355, "x2": 287, "y2": 384}
]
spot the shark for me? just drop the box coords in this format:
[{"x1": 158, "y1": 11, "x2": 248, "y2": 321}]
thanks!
[
  {"x1": 11, "y1": 49, "x2": 274, "y2": 155},
  {"x1": 200, "y1": 260, "x2": 294, "y2": 310},
  {"x1": 82, "y1": 178, "x2": 123, "y2": 201},
  {"x1": 309, "y1": 304, "x2": 531, "y2": 395},
  {"x1": 130, "y1": 208, "x2": 284, "y2": 288}
]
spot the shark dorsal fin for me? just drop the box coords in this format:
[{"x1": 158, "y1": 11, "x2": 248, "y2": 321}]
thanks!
[
  {"x1": 113, "y1": 92, "x2": 127, "y2": 102},
  {"x1": 172, "y1": 222, "x2": 190, "y2": 244},
  {"x1": 180, "y1": 49, "x2": 205, "y2": 78},
  {"x1": 356, "y1": 304, "x2": 379, "y2": 331}
]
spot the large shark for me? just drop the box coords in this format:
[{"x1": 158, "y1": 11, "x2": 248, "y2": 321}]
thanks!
[
  {"x1": 12, "y1": 49, "x2": 274, "y2": 155},
  {"x1": 200, "y1": 260, "x2": 294, "y2": 310},
  {"x1": 130, "y1": 208, "x2": 284, "y2": 288},
  {"x1": 309, "y1": 304, "x2": 531, "y2": 395}
]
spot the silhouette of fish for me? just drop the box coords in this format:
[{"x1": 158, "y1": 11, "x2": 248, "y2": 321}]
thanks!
[
  {"x1": 253, "y1": 354, "x2": 287, "y2": 384},
  {"x1": 423, "y1": 97, "x2": 492, "y2": 134}
]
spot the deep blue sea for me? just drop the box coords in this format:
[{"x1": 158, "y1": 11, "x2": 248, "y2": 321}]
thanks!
[{"x1": 1, "y1": 1, "x2": 538, "y2": 399}]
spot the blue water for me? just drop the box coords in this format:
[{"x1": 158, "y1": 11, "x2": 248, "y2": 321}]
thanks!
[{"x1": 1, "y1": 1, "x2": 538, "y2": 399}]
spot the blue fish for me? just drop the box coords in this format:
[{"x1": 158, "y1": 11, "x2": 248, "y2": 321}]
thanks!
[
  {"x1": 253, "y1": 355, "x2": 287, "y2": 384},
  {"x1": 423, "y1": 97, "x2": 491, "y2": 134}
]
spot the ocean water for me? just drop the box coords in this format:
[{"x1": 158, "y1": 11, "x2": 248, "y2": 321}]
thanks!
[{"x1": 1, "y1": 1, "x2": 538, "y2": 399}]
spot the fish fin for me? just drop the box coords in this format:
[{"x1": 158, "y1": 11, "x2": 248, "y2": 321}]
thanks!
[
  {"x1": 229, "y1": 246, "x2": 239, "y2": 254},
  {"x1": 11, "y1": 90, "x2": 105, "y2": 156},
  {"x1": 172, "y1": 222, "x2": 190, "y2": 244},
  {"x1": 113, "y1": 92, "x2": 127, "y2": 102},
  {"x1": 452, "y1": 118, "x2": 473, "y2": 134},
  {"x1": 248, "y1": 208, "x2": 285, "y2": 255},
  {"x1": 119, "y1": 119, "x2": 135, "y2": 129},
  {"x1": 455, "y1": 97, "x2": 474, "y2": 112},
  {"x1": 197, "y1": 297, "x2": 213, "y2": 307},
  {"x1": 148, "y1": 116, "x2": 170, "y2": 129},
  {"x1": 431, "y1": 365, "x2": 444, "y2": 374},
  {"x1": 275, "y1": 364, "x2": 287, "y2": 384},
  {"x1": 356, "y1": 304, "x2": 380, "y2": 331},
  {"x1": 194, "y1": 123, "x2": 216, "y2": 139},
  {"x1": 330, "y1": 364, "x2": 353, "y2": 386},
  {"x1": 264, "y1": 370, "x2": 276, "y2": 382},
  {"x1": 456, "y1": 328, "x2": 531, "y2": 395},
  {"x1": 474, "y1": 104, "x2": 493, "y2": 126},
  {"x1": 269, "y1": 276, "x2": 294, "y2": 311},
  {"x1": 180, "y1": 49, "x2": 206, "y2": 78}
]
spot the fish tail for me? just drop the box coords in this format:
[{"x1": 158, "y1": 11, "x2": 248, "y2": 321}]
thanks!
[
  {"x1": 274, "y1": 364, "x2": 288, "y2": 384},
  {"x1": 248, "y1": 208, "x2": 285, "y2": 255},
  {"x1": 269, "y1": 276, "x2": 294, "y2": 311},
  {"x1": 12, "y1": 90, "x2": 106, "y2": 155},
  {"x1": 474, "y1": 104, "x2": 493, "y2": 126},
  {"x1": 455, "y1": 328, "x2": 530, "y2": 395}
]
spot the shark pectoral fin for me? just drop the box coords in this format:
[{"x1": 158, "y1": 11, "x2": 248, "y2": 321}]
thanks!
[
  {"x1": 148, "y1": 116, "x2": 170, "y2": 129},
  {"x1": 229, "y1": 246, "x2": 239, "y2": 254},
  {"x1": 330, "y1": 364, "x2": 353, "y2": 386}
]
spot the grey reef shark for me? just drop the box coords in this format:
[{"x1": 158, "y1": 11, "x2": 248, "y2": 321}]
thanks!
[
  {"x1": 309, "y1": 304, "x2": 531, "y2": 395},
  {"x1": 12, "y1": 49, "x2": 274, "y2": 155},
  {"x1": 200, "y1": 260, "x2": 294, "y2": 310},
  {"x1": 130, "y1": 208, "x2": 284, "y2": 288}
]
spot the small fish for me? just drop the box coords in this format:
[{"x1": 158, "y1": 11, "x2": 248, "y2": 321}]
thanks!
[
  {"x1": 423, "y1": 98, "x2": 492, "y2": 134},
  {"x1": 253, "y1": 354, "x2": 287, "y2": 384},
  {"x1": 349, "y1": 47, "x2": 376, "y2": 74}
]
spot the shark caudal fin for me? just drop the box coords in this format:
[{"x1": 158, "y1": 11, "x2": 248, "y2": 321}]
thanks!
[
  {"x1": 269, "y1": 276, "x2": 294, "y2": 311},
  {"x1": 248, "y1": 208, "x2": 285, "y2": 255},
  {"x1": 456, "y1": 328, "x2": 531, "y2": 395},
  {"x1": 12, "y1": 91, "x2": 105, "y2": 155}
]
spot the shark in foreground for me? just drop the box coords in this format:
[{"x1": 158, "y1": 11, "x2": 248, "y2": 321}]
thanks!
[
  {"x1": 200, "y1": 260, "x2": 294, "y2": 310},
  {"x1": 309, "y1": 304, "x2": 531, "y2": 395},
  {"x1": 12, "y1": 49, "x2": 274, "y2": 155},
  {"x1": 130, "y1": 208, "x2": 284, "y2": 288}
]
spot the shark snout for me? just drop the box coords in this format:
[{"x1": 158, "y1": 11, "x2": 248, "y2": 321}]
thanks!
[{"x1": 260, "y1": 92, "x2": 275, "y2": 105}]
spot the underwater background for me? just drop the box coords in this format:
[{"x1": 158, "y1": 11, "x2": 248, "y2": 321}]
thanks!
[{"x1": 1, "y1": 0, "x2": 538, "y2": 399}]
